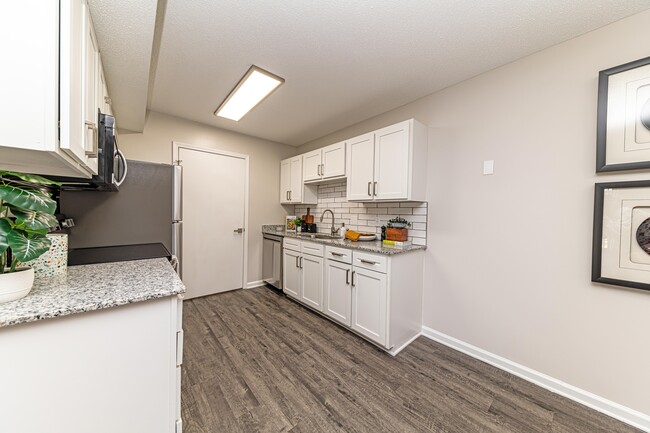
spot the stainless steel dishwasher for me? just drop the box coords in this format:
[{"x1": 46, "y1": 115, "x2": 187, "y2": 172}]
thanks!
[{"x1": 262, "y1": 233, "x2": 283, "y2": 290}]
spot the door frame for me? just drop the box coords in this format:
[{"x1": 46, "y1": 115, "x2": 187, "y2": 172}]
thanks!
[{"x1": 172, "y1": 141, "x2": 250, "y2": 291}]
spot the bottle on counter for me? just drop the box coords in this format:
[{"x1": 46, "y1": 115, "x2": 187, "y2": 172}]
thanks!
[
  {"x1": 381, "y1": 225, "x2": 386, "y2": 241},
  {"x1": 340, "y1": 223, "x2": 347, "y2": 238}
]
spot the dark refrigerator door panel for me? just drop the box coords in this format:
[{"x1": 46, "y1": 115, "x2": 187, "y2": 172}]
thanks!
[{"x1": 60, "y1": 160, "x2": 173, "y2": 252}]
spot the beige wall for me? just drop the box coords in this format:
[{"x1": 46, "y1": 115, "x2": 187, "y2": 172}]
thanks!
[
  {"x1": 120, "y1": 110, "x2": 295, "y2": 285},
  {"x1": 297, "y1": 10, "x2": 650, "y2": 415}
]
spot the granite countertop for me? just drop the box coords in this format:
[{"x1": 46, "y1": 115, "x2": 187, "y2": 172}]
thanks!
[
  {"x1": 262, "y1": 225, "x2": 426, "y2": 255},
  {"x1": 0, "y1": 258, "x2": 185, "y2": 328}
]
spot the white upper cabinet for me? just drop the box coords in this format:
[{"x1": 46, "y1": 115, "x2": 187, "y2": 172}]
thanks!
[
  {"x1": 346, "y1": 119, "x2": 428, "y2": 202},
  {"x1": 280, "y1": 156, "x2": 317, "y2": 204},
  {"x1": 346, "y1": 133, "x2": 375, "y2": 201},
  {"x1": 0, "y1": 0, "x2": 106, "y2": 178},
  {"x1": 303, "y1": 141, "x2": 346, "y2": 183}
]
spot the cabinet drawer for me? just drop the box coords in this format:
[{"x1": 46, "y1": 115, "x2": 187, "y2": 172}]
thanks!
[
  {"x1": 283, "y1": 237, "x2": 301, "y2": 252},
  {"x1": 353, "y1": 251, "x2": 387, "y2": 274},
  {"x1": 301, "y1": 241, "x2": 324, "y2": 257},
  {"x1": 325, "y1": 246, "x2": 352, "y2": 264}
]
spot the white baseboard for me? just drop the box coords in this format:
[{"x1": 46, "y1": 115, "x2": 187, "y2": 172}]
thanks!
[
  {"x1": 245, "y1": 280, "x2": 265, "y2": 289},
  {"x1": 420, "y1": 326, "x2": 650, "y2": 432},
  {"x1": 389, "y1": 332, "x2": 422, "y2": 356}
]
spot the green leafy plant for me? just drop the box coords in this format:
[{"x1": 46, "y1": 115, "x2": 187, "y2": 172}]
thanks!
[
  {"x1": 387, "y1": 216, "x2": 411, "y2": 228},
  {"x1": 0, "y1": 171, "x2": 60, "y2": 274},
  {"x1": 293, "y1": 217, "x2": 303, "y2": 226}
]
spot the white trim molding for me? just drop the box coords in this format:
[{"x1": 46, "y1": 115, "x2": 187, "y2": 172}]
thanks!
[
  {"x1": 246, "y1": 280, "x2": 266, "y2": 289},
  {"x1": 420, "y1": 326, "x2": 650, "y2": 432}
]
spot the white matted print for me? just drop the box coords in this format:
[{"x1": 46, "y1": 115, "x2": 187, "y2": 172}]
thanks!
[
  {"x1": 596, "y1": 56, "x2": 650, "y2": 172},
  {"x1": 593, "y1": 181, "x2": 650, "y2": 292}
]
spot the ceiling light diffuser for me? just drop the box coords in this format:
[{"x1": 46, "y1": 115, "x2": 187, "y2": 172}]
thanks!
[{"x1": 214, "y1": 65, "x2": 285, "y2": 121}]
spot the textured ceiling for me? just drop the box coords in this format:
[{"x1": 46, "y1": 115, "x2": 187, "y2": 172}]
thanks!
[
  {"x1": 96, "y1": 0, "x2": 650, "y2": 144},
  {"x1": 87, "y1": 0, "x2": 158, "y2": 132}
]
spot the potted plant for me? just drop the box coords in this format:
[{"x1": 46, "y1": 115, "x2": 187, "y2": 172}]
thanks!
[
  {"x1": 0, "y1": 171, "x2": 60, "y2": 303},
  {"x1": 293, "y1": 217, "x2": 303, "y2": 233},
  {"x1": 386, "y1": 216, "x2": 411, "y2": 242}
]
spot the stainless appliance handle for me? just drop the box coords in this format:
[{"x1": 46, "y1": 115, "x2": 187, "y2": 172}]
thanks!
[
  {"x1": 172, "y1": 222, "x2": 182, "y2": 277},
  {"x1": 346, "y1": 269, "x2": 350, "y2": 285},
  {"x1": 115, "y1": 149, "x2": 128, "y2": 186},
  {"x1": 173, "y1": 165, "x2": 182, "y2": 221},
  {"x1": 84, "y1": 121, "x2": 98, "y2": 157}
]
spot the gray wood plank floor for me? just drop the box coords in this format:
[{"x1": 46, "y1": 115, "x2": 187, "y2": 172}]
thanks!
[{"x1": 181, "y1": 287, "x2": 639, "y2": 433}]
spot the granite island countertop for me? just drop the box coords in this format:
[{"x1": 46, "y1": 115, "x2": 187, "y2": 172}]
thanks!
[
  {"x1": 262, "y1": 225, "x2": 426, "y2": 255},
  {"x1": 0, "y1": 258, "x2": 185, "y2": 328}
]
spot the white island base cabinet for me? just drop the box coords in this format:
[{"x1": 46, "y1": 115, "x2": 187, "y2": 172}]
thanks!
[{"x1": 0, "y1": 296, "x2": 183, "y2": 433}]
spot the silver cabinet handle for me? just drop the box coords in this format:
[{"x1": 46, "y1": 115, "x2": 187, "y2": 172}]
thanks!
[
  {"x1": 299, "y1": 256, "x2": 303, "y2": 268},
  {"x1": 84, "y1": 121, "x2": 98, "y2": 157},
  {"x1": 295, "y1": 256, "x2": 299, "y2": 268},
  {"x1": 351, "y1": 270, "x2": 356, "y2": 287},
  {"x1": 233, "y1": 228, "x2": 244, "y2": 233},
  {"x1": 360, "y1": 259, "x2": 378, "y2": 265},
  {"x1": 331, "y1": 252, "x2": 344, "y2": 257},
  {"x1": 289, "y1": 190, "x2": 292, "y2": 201},
  {"x1": 373, "y1": 181, "x2": 377, "y2": 196},
  {"x1": 346, "y1": 269, "x2": 350, "y2": 285},
  {"x1": 367, "y1": 182, "x2": 372, "y2": 196},
  {"x1": 317, "y1": 164, "x2": 321, "y2": 176},
  {"x1": 286, "y1": 191, "x2": 289, "y2": 201}
]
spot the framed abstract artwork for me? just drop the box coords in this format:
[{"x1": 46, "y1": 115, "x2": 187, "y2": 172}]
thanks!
[
  {"x1": 592, "y1": 180, "x2": 650, "y2": 292},
  {"x1": 596, "y1": 56, "x2": 650, "y2": 172}
]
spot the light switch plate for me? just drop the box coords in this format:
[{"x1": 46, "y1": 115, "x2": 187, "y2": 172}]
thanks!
[{"x1": 483, "y1": 160, "x2": 494, "y2": 175}]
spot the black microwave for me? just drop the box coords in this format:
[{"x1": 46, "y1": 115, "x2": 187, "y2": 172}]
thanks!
[{"x1": 52, "y1": 113, "x2": 127, "y2": 191}]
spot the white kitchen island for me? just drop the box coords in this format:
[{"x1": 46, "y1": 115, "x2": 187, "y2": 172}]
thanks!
[{"x1": 0, "y1": 258, "x2": 185, "y2": 433}]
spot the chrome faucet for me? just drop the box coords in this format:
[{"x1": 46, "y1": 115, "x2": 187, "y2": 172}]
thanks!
[{"x1": 320, "y1": 209, "x2": 337, "y2": 236}]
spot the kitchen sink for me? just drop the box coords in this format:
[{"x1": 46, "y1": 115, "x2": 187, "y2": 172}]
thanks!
[{"x1": 297, "y1": 233, "x2": 339, "y2": 240}]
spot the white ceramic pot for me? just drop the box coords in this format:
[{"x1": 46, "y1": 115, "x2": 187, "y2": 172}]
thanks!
[{"x1": 0, "y1": 268, "x2": 35, "y2": 304}]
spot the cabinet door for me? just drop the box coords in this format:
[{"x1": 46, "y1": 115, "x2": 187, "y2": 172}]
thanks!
[
  {"x1": 351, "y1": 267, "x2": 387, "y2": 346},
  {"x1": 280, "y1": 158, "x2": 291, "y2": 203},
  {"x1": 300, "y1": 254, "x2": 323, "y2": 311},
  {"x1": 322, "y1": 141, "x2": 346, "y2": 179},
  {"x1": 374, "y1": 121, "x2": 410, "y2": 200},
  {"x1": 283, "y1": 249, "x2": 301, "y2": 299},
  {"x1": 289, "y1": 156, "x2": 303, "y2": 203},
  {"x1": 346, "y1": 133, "x2": 375, "y2": 201},
  {"x1": 302, "y1": 149, "x2": 322, "y2": 182},
  {"x1": 60, "y1": 0, "x2": 88, "y2": 165},
  {"x1": 324, "y1": 260, "x2": 352, "y2": 326},
  {"x1": 82, "y1": 6, "x2": 99, "y2": 174}
]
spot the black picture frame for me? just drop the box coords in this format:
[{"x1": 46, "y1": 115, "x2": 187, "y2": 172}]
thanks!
[
  {"x1": 596, "y1": 55, "x2": 650, "y2": 172},
  {"x1": 592, "y1": 180, "x2": 650, "y2": 292}
]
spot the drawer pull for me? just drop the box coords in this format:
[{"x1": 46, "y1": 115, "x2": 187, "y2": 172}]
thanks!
[
  {"x1": 331, "y1": 252, "x2": 345, "y2": 257},
  {"x1": 360, "y1": 259, "x2": 378, "y2": 265}
]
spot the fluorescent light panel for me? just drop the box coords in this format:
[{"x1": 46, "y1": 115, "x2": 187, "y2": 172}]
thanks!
[{"x1": 214, "y1": 65, "x2": 284, "y2": 121}]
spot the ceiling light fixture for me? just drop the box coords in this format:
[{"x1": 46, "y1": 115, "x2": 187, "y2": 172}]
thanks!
[{"x1": 214, "y1": 65, "x2": 285, "y2": 121}]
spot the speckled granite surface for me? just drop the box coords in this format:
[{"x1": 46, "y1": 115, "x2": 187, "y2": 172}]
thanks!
[
  {"x1": 262, "y1": 227, "x2": 426, "y2": 255},
  {"x1": 0, "y1": 258, "x2": 185, "y2": 328}
]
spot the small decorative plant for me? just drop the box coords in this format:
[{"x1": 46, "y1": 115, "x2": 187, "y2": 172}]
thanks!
[
  {"x1": 0, "y1": 171, "x2": 60, "y2": 274},
  {"x1": 387, "y1": 216, "x2": 412, "y2": 229}
]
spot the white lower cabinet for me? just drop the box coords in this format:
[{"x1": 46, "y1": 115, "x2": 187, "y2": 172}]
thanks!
[
  {"x1": 351, "y1": 266, "x2": 387, "y2": 346},
  {"x1": 282, "y1": 241, "x2": 323, "y2": 311},
  {"x1": 324, "y1": 259, "x2": 352, "y2": 326},
  {"x1": 0, "y1": 295, "x2": 183, "y2": 433},
  {"x1": 289, "y1": 241, "x2": 425, "y2": 355}
]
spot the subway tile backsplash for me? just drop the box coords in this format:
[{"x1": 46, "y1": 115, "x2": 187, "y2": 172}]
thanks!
[{"x1": 294, "y1": 180, "x2": 428, "y2": 246}]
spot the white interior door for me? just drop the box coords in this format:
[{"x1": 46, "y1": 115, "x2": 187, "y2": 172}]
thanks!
[{"x1": 179, "y1": 145, "x2": 248, "y2": 299}]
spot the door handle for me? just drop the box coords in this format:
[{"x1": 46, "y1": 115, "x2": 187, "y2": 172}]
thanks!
[
  {"x1": 286, "y1": 191, "x2": 289, "y2": 201},
  {"x1": 300, "y1": 256, "x2": 303, "y2": 268},
  {"x1": 115, "y1": 149, "x2": 128, "y2": 186},
  {"x1": 346, "y1": 269, "x2": 350, "y2": 285},
  {"x1": 373, "y1": 182, "x2": 377, "y2": 196},
  {"x1": 289, "y1": 190, "x2": 292, "y2": 201},
  {"x1": 367, "y1": 182, "x2": 372, "y2": 196},
  {"x1": 295, "y1": 255, "x2": 299, "y2": 268},
  {"x1": 84, "y1": 121, "x2": 98, "y2": 157},
  {"x1": 233, "y1": 228, "x2": 244, "y2": 234},
  {"x1": 351, "y1": 271, "x2": 356, "y2": 287}
]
